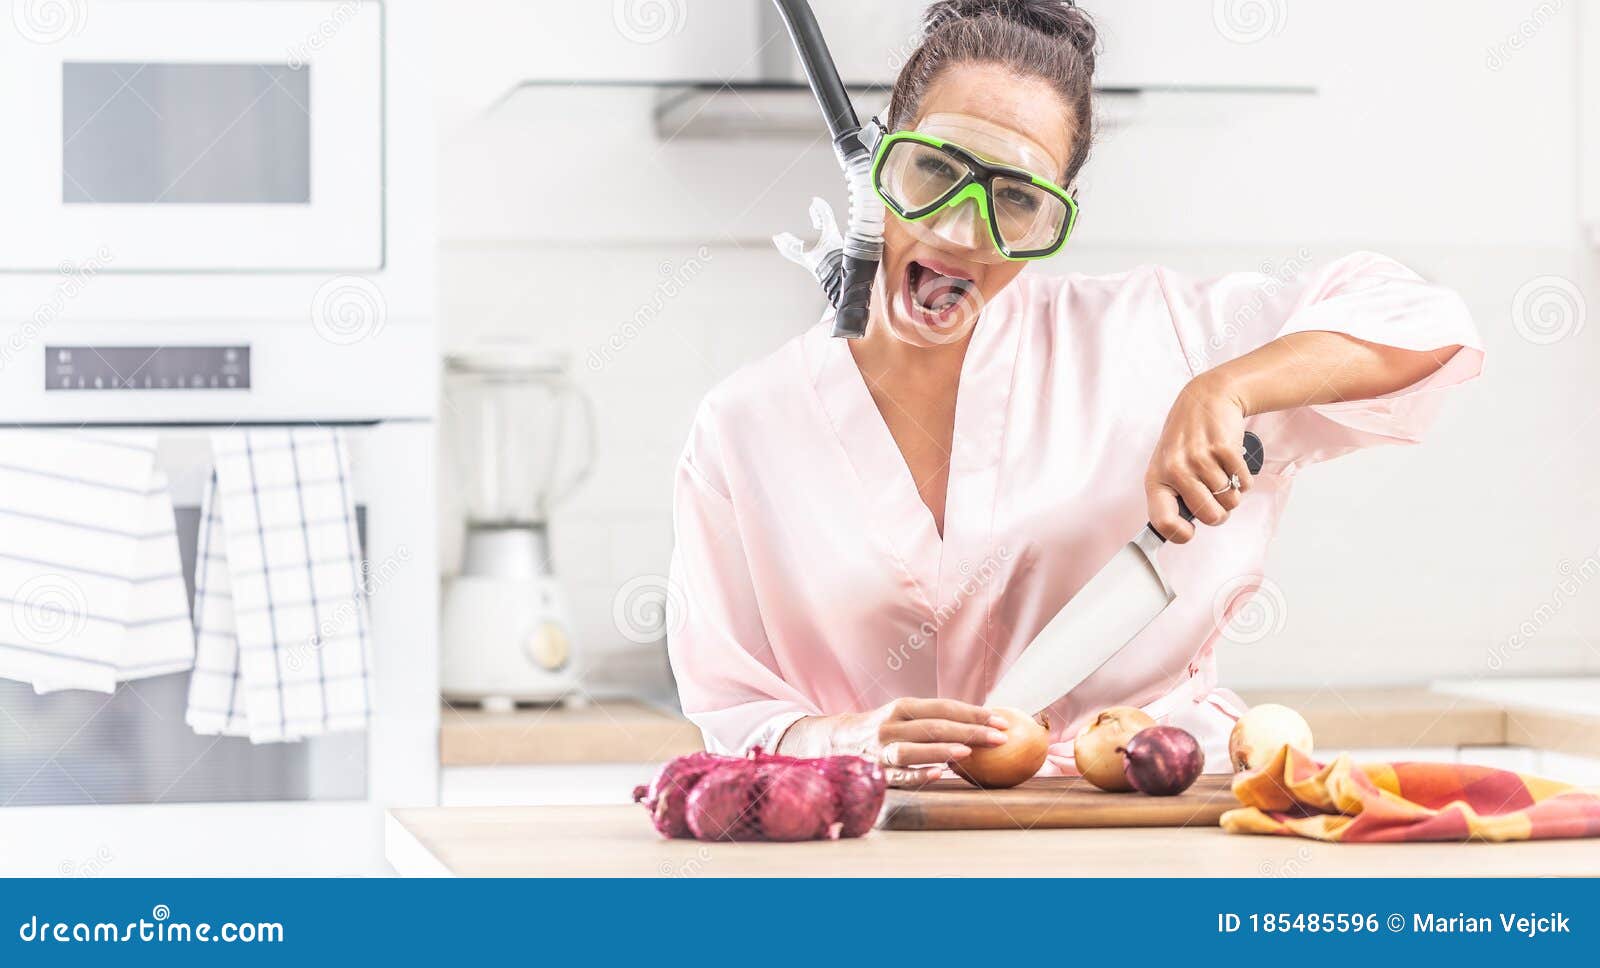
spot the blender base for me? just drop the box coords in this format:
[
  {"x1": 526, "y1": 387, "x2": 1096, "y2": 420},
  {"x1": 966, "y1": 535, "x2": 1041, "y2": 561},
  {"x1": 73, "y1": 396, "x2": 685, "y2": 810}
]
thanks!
[{"x1": 439, "y1": 572, "x2": 584, "y2": 706}]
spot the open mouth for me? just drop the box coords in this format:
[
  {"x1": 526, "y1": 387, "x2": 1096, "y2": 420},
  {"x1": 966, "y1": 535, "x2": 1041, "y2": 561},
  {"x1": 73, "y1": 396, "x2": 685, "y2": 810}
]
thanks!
[{"x1": 904, "y1": 259, "x2": 977, "y2": 326}]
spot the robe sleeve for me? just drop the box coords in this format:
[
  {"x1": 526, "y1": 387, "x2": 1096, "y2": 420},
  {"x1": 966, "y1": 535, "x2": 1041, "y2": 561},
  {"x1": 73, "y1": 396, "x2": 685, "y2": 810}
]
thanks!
[
  {"x1": 1155, "y1": 251, "x2": 1484, "y2": 472},
  {"x1": 665, "y1": 401, "x2": 819, "y2": 754}
]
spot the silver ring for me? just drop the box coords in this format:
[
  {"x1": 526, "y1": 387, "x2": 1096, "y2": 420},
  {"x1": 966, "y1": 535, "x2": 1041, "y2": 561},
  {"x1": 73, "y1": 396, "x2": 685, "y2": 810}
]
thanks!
[{"x1": 1212, "y1": 474, "x2": 1242, "y2": 495}]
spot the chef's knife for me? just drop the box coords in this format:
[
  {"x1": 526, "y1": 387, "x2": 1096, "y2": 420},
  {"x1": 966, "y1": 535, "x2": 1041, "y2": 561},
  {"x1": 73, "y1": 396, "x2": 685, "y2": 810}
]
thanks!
[{"x1": 986, "y1": 433, "x2": 1266, "y2": 716}]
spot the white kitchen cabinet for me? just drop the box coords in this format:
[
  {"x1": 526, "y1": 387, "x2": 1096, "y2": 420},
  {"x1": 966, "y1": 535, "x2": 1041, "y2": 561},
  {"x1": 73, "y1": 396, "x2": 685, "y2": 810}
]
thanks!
[
  {"x1": 1536, "y1": 753, "x2": 1600, "y2": 786},
  {"x1": 442, "y1": 764, "x2": 660, "y2": 807},
  {"x1": 1337, "y1": 747, "x2": 1460, "y2": 764},
  {"x1": 1459, "y1": 745, "x2": 1541, "y2": 774}
]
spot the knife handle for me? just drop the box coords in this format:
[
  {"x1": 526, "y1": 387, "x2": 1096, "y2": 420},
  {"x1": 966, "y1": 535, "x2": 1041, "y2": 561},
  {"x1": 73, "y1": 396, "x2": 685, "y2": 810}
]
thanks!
[{"x1": 1155, "y1": 432, "x2": 1266, "y2": 542}]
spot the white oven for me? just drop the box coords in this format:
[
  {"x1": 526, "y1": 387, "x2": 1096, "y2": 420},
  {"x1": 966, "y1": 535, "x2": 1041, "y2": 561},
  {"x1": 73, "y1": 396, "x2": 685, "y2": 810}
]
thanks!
[
  {"x1": 0, "y1": 0, "x2": 383, "y2": 272},
  {"x1": 0, "y1": 420, "x2": 436, "y2": 874},
  {"x1": 0, "y1": 0, "x2": 436, "y2": 876}
]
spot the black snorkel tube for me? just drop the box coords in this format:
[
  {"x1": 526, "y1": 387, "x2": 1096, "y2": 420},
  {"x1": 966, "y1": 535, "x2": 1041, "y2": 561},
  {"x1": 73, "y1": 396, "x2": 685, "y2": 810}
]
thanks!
[{"x1": 771, "y1": 0, "x2": 885, "y2": 339}]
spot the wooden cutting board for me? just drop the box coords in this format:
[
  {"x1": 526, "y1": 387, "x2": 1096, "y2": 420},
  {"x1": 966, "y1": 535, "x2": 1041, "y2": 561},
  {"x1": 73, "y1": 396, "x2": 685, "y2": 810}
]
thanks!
[{"x1": 878, "y1": 774, "x2": 1239, "y2": 831}]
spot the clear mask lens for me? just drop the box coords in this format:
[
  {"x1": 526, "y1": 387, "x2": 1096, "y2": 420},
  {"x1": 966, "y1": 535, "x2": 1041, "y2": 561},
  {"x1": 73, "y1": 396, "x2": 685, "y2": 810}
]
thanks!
[
  {"x1": 991, "y1": 176, "x2": 1070, "y2": 253},
  {"x1": 879, "y1": 139, "x2": 967, "y2": 213}
]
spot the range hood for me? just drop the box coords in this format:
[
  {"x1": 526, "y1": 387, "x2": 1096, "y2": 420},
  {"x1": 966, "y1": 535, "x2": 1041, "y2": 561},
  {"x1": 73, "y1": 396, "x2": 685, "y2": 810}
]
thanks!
[{"x1": 477, "y1": 1, "x2": 1320, "y2": 139}]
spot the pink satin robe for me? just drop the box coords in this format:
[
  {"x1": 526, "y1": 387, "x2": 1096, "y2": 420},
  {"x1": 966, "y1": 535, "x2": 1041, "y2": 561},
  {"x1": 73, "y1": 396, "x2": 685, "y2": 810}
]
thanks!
[{"x1": 666, "y1": 252, "x2": 1483, "y2": 773}]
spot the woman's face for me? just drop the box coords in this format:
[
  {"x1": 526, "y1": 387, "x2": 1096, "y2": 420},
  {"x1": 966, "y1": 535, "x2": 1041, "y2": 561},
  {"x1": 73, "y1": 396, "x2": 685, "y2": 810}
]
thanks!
[{"x1": 879, "y1": 62, "x2": 1075, "y2": 346}]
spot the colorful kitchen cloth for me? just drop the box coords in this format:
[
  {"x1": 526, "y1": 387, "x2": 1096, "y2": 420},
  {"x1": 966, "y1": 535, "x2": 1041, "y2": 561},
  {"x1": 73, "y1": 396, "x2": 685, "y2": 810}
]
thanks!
[
  {"x1": 184, "y1": 428, "x2": 371, "y2": 743},
  {"x1": 1221, "y1": 746, "x2": 1600, "y2": 842},
  {"x1": 0, "y1": 430, "x2": 192, "y2": 693}
]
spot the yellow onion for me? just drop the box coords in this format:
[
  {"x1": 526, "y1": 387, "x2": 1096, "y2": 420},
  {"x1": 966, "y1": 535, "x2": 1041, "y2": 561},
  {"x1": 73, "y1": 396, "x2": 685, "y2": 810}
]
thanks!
[
  {"x1": 1073, "y1": 706, "x2": 1157, "y2": 792},
  {"x1": 1228, "y1": 703, "x2": 1313, "y2": 773},
  {"x1": 953, "y1": 708, "x2": 1049, "y2": 789}
]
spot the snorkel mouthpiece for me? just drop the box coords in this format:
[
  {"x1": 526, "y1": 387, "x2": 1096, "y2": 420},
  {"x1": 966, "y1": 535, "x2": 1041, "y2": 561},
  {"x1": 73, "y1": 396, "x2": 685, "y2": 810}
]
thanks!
[{"x1": 771, "y1": 0, "x2": 885, "y2": 339}]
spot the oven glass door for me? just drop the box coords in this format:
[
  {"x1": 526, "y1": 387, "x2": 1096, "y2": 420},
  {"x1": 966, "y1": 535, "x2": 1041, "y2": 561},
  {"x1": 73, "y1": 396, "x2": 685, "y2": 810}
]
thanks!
[
  {"x1": 0, "y1": 432, "x2": 372, "y2": 807},
  {"x1": 0, "y1": 0, "x2": 382, "y2": 272}
]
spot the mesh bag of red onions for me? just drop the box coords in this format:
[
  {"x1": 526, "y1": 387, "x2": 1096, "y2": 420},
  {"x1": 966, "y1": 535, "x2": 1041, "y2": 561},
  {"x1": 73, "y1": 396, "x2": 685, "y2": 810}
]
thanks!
[{"x1": 632, "y1": 748, "x2": 888, "y2": 842}]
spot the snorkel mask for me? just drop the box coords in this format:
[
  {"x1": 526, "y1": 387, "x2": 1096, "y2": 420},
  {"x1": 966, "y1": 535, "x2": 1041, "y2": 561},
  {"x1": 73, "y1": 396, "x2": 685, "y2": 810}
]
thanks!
[{"x1": 875, "y1": 114, "x2": 1079, "y2": 265}]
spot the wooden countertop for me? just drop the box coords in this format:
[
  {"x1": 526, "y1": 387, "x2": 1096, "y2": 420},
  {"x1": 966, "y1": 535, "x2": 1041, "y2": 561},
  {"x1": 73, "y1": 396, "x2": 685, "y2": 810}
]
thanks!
[
  {"x1": 1237, "y1": 688, "x2": 1508, "y2": 750},
  {"x1": 1249, "y1": 687, "x2": 1600, "y2": 759},
  {"x1": 386, "y1": 805, "x2": 1600, "y2": 878},
  {"x1": 440, "y1": 700, "x2": 703, "y2": 766},
  {"x1": 440, "y1": 687, "x2": 1556, "y2": 767}
]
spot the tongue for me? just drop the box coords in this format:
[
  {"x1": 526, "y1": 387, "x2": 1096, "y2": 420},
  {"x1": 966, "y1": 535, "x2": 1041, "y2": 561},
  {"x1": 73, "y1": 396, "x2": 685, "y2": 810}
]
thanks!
[{"x1": 916, "y1": 265, "x2": 970, "y2": 313}]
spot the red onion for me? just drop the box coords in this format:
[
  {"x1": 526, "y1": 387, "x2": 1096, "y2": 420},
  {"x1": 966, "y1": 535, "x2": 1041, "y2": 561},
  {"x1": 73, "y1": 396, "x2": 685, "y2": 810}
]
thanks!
[
  {"x1": 632, "y1": 751, "x2": 734, "y2": 839},
  {"x1": 1120, "y1": 725, "x2": 1204, "y2": 796},
  {"x1": 635, "y1": 748, "x2": 886, "y2": 842},
  {"x1": 819, "y1": 755, "x2": 888, "y2": 837},
  {"x1": 686, "y1": 764, "x2": 763, "y2": 841},
  {"x1": 755, "y1": 761, "x2": 840, "y2": 841}
]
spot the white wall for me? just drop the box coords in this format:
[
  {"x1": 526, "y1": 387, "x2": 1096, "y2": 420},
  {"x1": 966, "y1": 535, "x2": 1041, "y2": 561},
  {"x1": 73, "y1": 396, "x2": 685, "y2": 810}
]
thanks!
[{"x1": 437, "y1": 0, "x2": 1599, "y2": 693}]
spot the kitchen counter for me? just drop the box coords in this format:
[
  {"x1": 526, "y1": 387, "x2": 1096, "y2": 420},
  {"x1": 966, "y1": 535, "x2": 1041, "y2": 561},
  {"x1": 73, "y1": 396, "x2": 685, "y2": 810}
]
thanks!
[
  {"x1": 438, "y1": 687, "x2": 1523, "y2": 766},
  {"x1": 385, "y1": 805, "x2": 1600, "y2": 877},
  {"x1": 440, "y1": 700, "x2": 703, "y2": 766},
  {"x1": 1431, "y1": 678, "x2": 1600, "y2": 759},
  {"x1": 1239, "y1": 688, "x2": 1507, "y2": 750}
]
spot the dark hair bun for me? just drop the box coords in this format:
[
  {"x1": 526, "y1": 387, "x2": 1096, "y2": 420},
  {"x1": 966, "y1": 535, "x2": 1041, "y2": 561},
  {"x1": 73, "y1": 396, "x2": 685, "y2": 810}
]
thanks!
[
  {"x1": 895, "y1": 0, "x2": 1100, "y2": 184},
  {"x1": 924, "y1": 0, "x2": 1097, "y2": 61}
]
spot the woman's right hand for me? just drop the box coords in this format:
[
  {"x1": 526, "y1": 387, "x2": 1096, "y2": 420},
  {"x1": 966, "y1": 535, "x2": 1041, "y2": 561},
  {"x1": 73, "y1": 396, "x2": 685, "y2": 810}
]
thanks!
[{"x1": 778, "y1": 698, "x2": 1009, "y2": 788}]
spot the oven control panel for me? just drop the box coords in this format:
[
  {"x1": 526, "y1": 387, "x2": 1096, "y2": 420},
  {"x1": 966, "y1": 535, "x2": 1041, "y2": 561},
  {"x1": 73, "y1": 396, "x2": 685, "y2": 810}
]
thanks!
[{"x1": 44, "y1": 346, "x2": 251, "y2": 391}]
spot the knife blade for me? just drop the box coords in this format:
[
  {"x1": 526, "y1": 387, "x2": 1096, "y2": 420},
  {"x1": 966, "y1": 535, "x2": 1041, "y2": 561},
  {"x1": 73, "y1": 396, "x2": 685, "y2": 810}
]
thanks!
[{"x1": 986, "y1": 432, "x2": 1266, "y2": 716}]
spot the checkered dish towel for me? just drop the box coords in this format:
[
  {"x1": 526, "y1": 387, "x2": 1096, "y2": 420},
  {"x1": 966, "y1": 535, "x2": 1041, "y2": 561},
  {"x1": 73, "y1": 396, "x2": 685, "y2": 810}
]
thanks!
[
  {"x1": 1222, "y1": 746, "x2": 1600, "y2": 842},
  {"x1": 185, "y1": 428, "x2": 371, "y2": 743}
]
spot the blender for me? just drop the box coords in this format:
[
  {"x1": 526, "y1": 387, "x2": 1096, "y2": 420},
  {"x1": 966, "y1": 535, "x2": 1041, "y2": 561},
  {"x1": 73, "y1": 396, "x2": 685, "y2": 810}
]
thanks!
[{"x1": 440, "y1": 346, "x2": 596, "y2": 710}]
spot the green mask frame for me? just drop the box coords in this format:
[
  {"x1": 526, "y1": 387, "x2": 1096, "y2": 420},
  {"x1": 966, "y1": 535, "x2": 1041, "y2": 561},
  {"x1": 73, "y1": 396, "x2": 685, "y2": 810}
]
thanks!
[{"x1": 871, "y1": 130, "x2": 1080, "y2": 261}]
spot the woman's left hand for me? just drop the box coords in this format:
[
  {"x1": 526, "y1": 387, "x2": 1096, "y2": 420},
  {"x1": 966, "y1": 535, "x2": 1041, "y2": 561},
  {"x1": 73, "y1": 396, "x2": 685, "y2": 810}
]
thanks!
[{"x1": 1145, "y1": 373, "x2": 1254, "y2": 544}]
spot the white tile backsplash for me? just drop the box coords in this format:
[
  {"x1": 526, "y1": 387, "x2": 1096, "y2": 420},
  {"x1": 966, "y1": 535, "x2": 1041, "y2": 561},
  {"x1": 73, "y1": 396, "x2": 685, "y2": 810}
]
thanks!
[
  {"x1": 437, "y1": 0, "x2": 1600, "y2": 696},
  {"x1": 441, "y1": 241, "x2": 1600, "y2": 696}
]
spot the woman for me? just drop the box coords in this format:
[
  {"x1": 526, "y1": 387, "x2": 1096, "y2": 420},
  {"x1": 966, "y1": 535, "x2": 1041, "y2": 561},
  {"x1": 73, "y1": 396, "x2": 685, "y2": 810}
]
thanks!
[{"x1": 666, "y1": 0, "x2": 1483, "y2": 786}]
